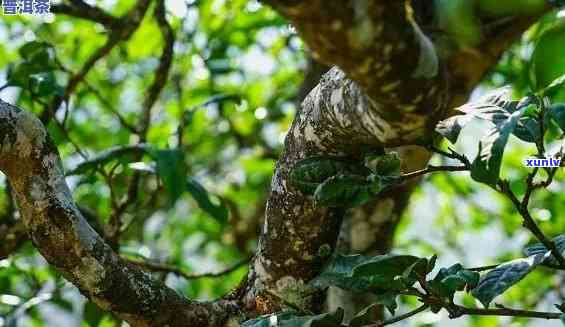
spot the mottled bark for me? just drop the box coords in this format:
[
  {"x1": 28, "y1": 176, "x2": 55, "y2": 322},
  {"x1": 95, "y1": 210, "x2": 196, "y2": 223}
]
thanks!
[
  {"x1": 0, "y1": 1, "x2": 552, "y2": 325},
  {"x1": 0, "y1": 101, "x2": 240, "y2": 327},
  {"x1": 244, "y1": 0, "x2": 548, "y2": 317}
]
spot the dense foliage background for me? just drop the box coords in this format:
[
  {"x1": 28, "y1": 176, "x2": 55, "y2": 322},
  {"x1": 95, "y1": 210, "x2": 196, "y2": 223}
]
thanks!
[{"x1": 1, "y1": 1, "x2": 565, "y2": 326}]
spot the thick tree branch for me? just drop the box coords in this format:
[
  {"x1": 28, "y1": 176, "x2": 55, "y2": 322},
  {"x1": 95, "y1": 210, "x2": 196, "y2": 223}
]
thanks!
[
  {"x1": 0, "y1": 101, "x2": 240, "y2": 326},
  {"x1": 52, "y1": 0, "x2": 119, "y2": 28},
  {"x1": 244, "y1": 0, "x2": 552, "y2": 316}
]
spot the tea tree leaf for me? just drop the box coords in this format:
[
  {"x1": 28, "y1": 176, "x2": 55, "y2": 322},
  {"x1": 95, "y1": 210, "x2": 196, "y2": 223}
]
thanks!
[
  {"x1": 290, "y1": 157, "x2": 370, "y2": 194},
  {"x1": 470, "y1": 106, "x2": 526, "y2": 185},
  {"x1": 471, "y1": 253, "x2": 548, "y2": 308}
]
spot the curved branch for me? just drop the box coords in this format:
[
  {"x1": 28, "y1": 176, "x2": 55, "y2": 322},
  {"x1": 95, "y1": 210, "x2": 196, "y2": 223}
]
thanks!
[{"x1": 0, "y1": 100, "x2": 240, "y2": 326}]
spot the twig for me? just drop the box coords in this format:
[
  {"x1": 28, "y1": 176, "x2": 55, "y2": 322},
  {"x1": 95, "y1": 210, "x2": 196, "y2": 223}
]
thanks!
[
  {"x1": 401, "y1": 165, "x2": 468, "y2": 180},
  {"x1": 371, "y1": 304, "x2": 429, "y2": 326},
  {"x1": 449, "y1": 304, "x2": 561, "y2": 320},
  {"x1": 52, "y1": 0, "x2": 119, "y2": 28},
  {"x1": 126, "y1": 256, "x2": 250, "y2": 280},
  {"x1": 499, "y1": 180, "x2": 565, "y2": 267},
  {"x1": 467, "y1": 264, "x2": 500, "y2": 272}
]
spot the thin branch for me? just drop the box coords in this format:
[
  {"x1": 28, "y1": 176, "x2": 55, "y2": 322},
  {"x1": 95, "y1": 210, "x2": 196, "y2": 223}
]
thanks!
[
  {"x1": 499, "y1": 180, "x2": 565, "y2": 267},
  {"x1": 110, "y1": 0, "x2": 176, "y2": 244},
  {"x1": 372, "y1": 304, "x2": 429, "y2": 327},
  {"x1": 52, "y1": 1, "x2": 119, "y2": 28},
  {"x1": 450, "y1": 304, "x2": 562, "y2": 320},
  {"x1": 467, "y1": 264, "x2": 500, "y2": 272},
  {"x1": 126, "y1": 256, "x2": 251, "y2": 280},
  {"x1": 401, "y1": 165, "x2": 468, "y2": 180},
  {"x1": 138, "y1": 0, "x2": 175, "y2": 140}
]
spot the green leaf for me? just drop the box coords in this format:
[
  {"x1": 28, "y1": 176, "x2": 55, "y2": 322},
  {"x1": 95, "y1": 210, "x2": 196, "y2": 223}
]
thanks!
[
  {"x1": 531, "y1": 21, "x2": 565, "y2": 91},
  {"x1": 560, "y1": 313, "x2": 565, "y2": 326},
  {"x1": 428, "y1": 264, "x2": 478, "y2": 300},
  {"x1": 352, "y1": 254, "x2": 425, "y2": 290},
  {"x1": 290, "y1": 156, "x2": 370, "y2": 194},
  {"x1": 471, "y1": 253, "x2": 549, "y2": 308},
  {"x1": 19, "y1": 41, "x2": 51, "y2": 61},
  {"x1": 435, "y1": 114, "x2": 473, "y2": 144},
  {"x1": 470, "y1": 106, "x2": 526, "y2": 185},
  {"x1": 313, "y1": 174, "x2": 372, "y2": 208},
  {"x1": 365, "y1": 152, "x2": 401, "y2": 177},
  {"x1": 513, "y1": 117, "x2": 541, "y2": 143},
  {"x1": 311, "y1": 254, "x2": 374, "y2": 293},
  {"x1": 29, "y1": 72, "x2": 63, "y2": 97},
  {"x1": 152, "y1": 149, "x2": 187, "y2": 204},
  {"x1": 523, "y1": 235, "x2": 565, "y2": 267},
  {"x1": 550, "y1": 103, "x2": 565, "y2": 131},
  {"x1": 435, "y1": 87, "x2": 517, "y2": 144},
  {"x1": 186, "y1": 177, "x2": 229, "y2": 223},
  {"x1": 83, "y1": 302, "x2": 105, "y2": 327}
]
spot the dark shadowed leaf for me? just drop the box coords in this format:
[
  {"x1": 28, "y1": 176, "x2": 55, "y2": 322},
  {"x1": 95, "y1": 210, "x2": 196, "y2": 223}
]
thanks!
[
  {"x1": 83, "y1": 302, "x2": 105, "y2": 327},
  {"x1": 428, "y1": 263, "x2": 477, "y2": 300},
  {"x1": 365, "y1": 152, "x2": 401, "y2": 177},
  {"x1": 29, "y1": 72, "x2": 63, "y2": 97},
  {"x1": 513, "y1": 117, "x2": 541, "y2": 143},
  {"x1": 313, "y1": 174, "x2": 372, "y2": 208},
  {"x1": 352, "y1": 254, "x2": 424, "y2": 290},
  {"x1": 152, "y1": 149, "x2": 187, "y2": 204},
  {"x1": 550, "y1": 103, "x2": 565, "y2": 131},
  {"x1": 291, "y1": 156, "x2": 370, "y2": 194},
  {"x1": 310, "y1": 254, "x2": 374, "y2": 293},
  {"x1": 435, "y1": 114, "x2": 473, "y2": 144},
  {"x1": 471, "y1": 253, "x2": 549, "y2": 308},
  {"x1": 186, "y1": 177, "x2": 229, "y2": 223}
]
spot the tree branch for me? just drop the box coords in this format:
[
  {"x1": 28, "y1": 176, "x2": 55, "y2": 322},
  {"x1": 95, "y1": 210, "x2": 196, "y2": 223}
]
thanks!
[
  {"x1": 126, "y1": 257, "x2": 251, "y2": 280},
  {"x1": 0, "y1": 100, "x2": 240, "y2": 326}
]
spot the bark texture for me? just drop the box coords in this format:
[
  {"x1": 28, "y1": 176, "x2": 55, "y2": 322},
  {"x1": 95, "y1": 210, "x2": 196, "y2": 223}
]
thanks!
[
  {"x1": 0, "y1": 101, "x2": 239, "y2": 327},
  {"x1": 0, "y1": 1, "x2": 551, "y2": 325}
]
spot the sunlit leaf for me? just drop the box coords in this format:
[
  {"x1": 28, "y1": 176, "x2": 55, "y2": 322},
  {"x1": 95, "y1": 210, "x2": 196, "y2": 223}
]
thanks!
[{"x1": 471, "y1": 253, "x2": 549, "y2": 308}]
